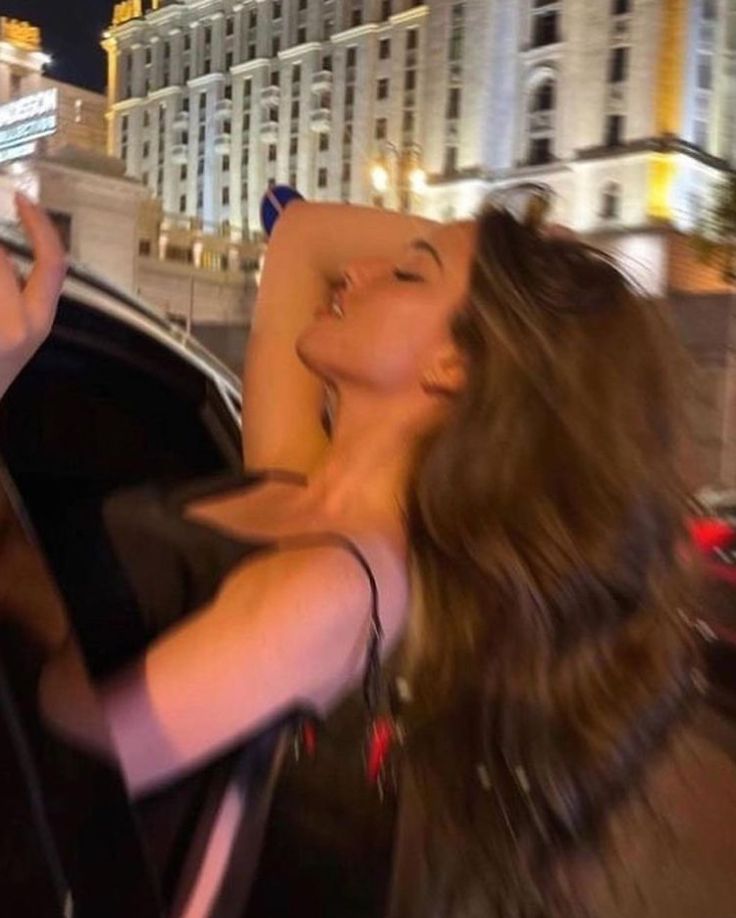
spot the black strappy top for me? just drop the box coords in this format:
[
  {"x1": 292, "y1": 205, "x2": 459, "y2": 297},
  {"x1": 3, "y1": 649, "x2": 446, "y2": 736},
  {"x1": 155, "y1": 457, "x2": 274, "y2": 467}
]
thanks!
[{"x1": 102, "y1": 471, "x2": 397, "y2": 918}]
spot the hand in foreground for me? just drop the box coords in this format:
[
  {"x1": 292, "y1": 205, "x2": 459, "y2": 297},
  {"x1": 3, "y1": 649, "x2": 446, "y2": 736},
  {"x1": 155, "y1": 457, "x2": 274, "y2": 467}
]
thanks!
[{"x1": 0, "y1": 193, "x2": 67, "y2": 397}]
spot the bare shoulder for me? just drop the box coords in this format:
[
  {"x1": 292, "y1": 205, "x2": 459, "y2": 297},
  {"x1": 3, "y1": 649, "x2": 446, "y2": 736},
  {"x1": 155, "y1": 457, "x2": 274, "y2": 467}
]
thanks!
[{"x1": 212, "y1": 531, "x2": 410, "y2": 700}]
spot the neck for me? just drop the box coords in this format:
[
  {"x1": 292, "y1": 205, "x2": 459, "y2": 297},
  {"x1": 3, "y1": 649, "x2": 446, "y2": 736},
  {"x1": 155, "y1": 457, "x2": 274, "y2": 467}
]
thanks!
[{"x1": 298, "y1": 387, "x2": 440, "y2": 526}]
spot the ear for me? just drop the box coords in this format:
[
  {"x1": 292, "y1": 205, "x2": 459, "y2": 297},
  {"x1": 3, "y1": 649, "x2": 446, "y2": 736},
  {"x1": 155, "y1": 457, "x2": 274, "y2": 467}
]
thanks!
[{"x1": 420, "y1": 346, "x2": 466, "y2": 398}]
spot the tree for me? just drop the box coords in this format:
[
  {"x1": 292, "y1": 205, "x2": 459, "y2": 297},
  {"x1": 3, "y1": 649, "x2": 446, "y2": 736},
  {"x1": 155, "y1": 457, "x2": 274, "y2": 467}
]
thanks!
[{"x1": 692, "y1": 169, "x2": 736, "y2": 284}]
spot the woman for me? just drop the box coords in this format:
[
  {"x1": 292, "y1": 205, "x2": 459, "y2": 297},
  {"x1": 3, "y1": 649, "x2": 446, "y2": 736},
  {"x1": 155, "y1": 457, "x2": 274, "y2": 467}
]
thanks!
[{"x1": 10, "y1": 189, "x2": 736, "y2": 916}]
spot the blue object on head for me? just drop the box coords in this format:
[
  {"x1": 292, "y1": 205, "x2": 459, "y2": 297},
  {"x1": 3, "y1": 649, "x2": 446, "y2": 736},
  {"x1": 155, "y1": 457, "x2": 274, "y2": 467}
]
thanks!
[{"x1": 260, "y1": 184, "x2": 305, "y2": 238}]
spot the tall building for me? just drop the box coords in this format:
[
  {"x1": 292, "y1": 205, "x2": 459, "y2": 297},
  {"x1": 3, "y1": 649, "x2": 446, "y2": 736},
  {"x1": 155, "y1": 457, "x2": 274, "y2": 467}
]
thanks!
[
  {"x1": 104, "y1": 0, "x2": 431, "y2": 239},
  {"x1": 104, "y1": 0, "x2": 734, "y2": 240}
]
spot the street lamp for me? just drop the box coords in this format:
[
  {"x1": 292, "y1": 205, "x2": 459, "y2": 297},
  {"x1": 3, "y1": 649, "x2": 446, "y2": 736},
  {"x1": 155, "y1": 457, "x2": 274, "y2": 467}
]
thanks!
[{"x1": 370, "y1": 141, "x2": 426, "y2": 213}]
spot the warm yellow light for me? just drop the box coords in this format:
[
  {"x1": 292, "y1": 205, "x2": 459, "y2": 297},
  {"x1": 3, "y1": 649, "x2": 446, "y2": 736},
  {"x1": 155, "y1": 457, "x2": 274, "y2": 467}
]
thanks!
[
  {"x1": 409, "y1": 166, "x2": 427, "y2": 195},
  {"x1": 371, "y1": 162, "x2": 389, "y2": 193},
  {"x1": 112, "y1": 0, "x2": 143, "y2": 28},
  {"x1": 646, "y1": 154, "x2": 676, "y2": 222},
  {"x1": 0, "y1": 18, "x2": 42, "y2": 51}
]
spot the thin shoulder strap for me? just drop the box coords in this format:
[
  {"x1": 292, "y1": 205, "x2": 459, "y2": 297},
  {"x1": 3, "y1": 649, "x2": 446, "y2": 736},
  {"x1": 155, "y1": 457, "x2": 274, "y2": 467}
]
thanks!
[{"x1": 270, "y1": 531, "x2": 384, "y2": 714}]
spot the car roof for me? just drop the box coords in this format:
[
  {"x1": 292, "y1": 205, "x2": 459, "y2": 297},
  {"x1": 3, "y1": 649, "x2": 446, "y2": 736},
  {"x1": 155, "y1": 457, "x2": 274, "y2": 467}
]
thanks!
[{"x1": 0, "y1": 223, "x2": 243, "y2": 406}]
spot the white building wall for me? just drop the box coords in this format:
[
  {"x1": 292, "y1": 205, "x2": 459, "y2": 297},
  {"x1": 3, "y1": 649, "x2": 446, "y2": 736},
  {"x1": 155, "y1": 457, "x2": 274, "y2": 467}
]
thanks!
[{"x1": 106, "y1": 0, "x2": 736, "y2": 237}]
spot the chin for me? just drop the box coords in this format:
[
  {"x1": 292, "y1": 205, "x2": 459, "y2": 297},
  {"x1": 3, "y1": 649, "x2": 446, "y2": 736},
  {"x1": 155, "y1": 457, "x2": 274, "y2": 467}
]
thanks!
[{"x1": 295, "y1": 325, "x2": 336, "y2": 382}]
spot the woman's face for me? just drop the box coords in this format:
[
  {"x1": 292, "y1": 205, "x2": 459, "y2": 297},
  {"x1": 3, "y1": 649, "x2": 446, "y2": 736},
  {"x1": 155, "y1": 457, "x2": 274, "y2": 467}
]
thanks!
[{"x1": 297, "y1": 220, "x2": 477, "y2": 394}]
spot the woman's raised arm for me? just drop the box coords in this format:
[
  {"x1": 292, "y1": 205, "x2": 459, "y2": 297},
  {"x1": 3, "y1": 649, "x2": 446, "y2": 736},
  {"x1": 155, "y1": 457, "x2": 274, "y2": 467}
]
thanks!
[{"x1": 243, "y1": 202, "x2": 436, "y2": 474}]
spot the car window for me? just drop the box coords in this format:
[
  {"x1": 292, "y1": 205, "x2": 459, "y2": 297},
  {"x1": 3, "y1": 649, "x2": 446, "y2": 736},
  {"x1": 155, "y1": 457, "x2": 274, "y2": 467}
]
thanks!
[
  {"x1": 0, "y1": 294, "x2": 243, "y2": 675},
  {"x1": 0, "y1": 468, "x2": 161, "y2": 917}
]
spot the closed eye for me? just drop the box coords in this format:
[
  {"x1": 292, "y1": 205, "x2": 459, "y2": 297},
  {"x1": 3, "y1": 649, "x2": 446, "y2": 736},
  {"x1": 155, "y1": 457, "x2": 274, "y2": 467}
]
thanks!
[{"x1": 393, "y1": 269, "x2": 424, "y2": 282}]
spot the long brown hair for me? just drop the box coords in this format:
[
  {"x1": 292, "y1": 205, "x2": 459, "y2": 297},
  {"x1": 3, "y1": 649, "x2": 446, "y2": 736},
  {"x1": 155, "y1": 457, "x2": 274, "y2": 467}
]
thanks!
[{"x1": 403, "y1": 200, "x2": 698, "y2": 916}]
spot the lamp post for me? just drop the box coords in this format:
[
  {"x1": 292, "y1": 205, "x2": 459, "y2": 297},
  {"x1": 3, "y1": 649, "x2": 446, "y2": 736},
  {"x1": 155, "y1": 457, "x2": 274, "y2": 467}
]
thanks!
[{"x1": 370, "y1": 141, "x2": 426, "y2": 214}]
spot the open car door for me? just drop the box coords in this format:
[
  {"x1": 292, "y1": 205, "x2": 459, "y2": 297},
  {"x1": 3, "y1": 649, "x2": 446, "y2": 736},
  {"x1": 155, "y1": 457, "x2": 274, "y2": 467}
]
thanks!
[{"x1": 0, "y1": 465, "x2": 162, "y2": 917}]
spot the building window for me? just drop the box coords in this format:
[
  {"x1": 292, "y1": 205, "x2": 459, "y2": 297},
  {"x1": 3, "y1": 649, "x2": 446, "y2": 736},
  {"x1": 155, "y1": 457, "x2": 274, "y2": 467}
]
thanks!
[
  {"x1": 382, "y1": 0, "x2": 392, "y2": 18},
  {"x1": 249, "y1": 9, "x2": 257, "y2": 28},
  {"x1": 375, "y1": 117, "x2": 387, "y2": 139},
  {"x1": 274, "y1": 1, "x2": 282, "y2": 19},
  {"x1": 351, "y1": 2, "x2": 363, "y2": 27},
  {"x1": 180, "y1": 194, "x2": 187, "y2": 213},
  {"x1": 289, "y1": 137, "x2": 298, "y2": 156},
  {"x1": 180, "y1": 165, "x2": 187, "y2": 181},
  {"x1": 531, "y1": 2, "x2": 560, "y2": 48},
  {"x1": 268, "y1": 144, "x2": 277, "y2": 162},
  {"x1": 319, "y1": 133, "x2": 329, "y2": 151},
  {"x1": 697, "y1": 55, "x2": 713, "y2": 90},
  {"x1": 299, "y1": 0, "x2": 308, "y2": 8},
  {"x1": 528, "y1": 137, "x2": 552, "y2": 165},
  {"x1": 612, "y1": 0, "x2": 630, "y2": 13},
  {"x1": 226, "y1": 51, "x2": 233, "y2": 69},
  {"x1": 143, "y1": 141, "x2": 150, "y2": 158},
  {"x1": 405, "y1": 70, "x2": 416, "y2": 90},
  {"x1": 694, "y1": 119, "x2": 708, "y2": 149},
  {"x1": 323, "y1": 53, "x2": 333, "y2": 71},
  {"x1": 223, "y1": 155, "x2": 230, "y2": 172},
  {"x1": 272, "y1": 37, "x2": 281, "y2": 56},
  {"x1": 342, "y1": 162, "x2": 351, "y2": 182},
  {"x1": 702, "y1": 0, "x2": 716, "y2": 19},
  {"x1": 600, "y1": 182, "x2": 621, "y2": 219},
  {"x1": 298, "y1": 26, "x2": 307, "y2": 43},
  {"x1": 318, "y1": 167, "x2": 328, "y2": 187},
  {"x1": 609, "y1": 46, "x2": 629, "y2": 83},
  {"x1": 448, "y1": 4, "x2": 463, "y2": 61},
  {"x1": 226, "y1": 16, "x2": 234, "y2": 36},
  {"x1": 377, "y1": 78, "x2": 389, "y2": 100},
  {"x1": 533, "y1": 79, "x2": 555, "y2": 111},
  {"x1": 444, "y1": 145, "x2": 458, "y2": 174},
  {"x1": 223, "y1": 187, "x2": 230, "y2": 206},
  {"x1": 402, "y1": 110, "x2": 414, "y2": 132},
  {"x1": 527, "y1": 75, "x2": 555, "y2": 163},
  {"x1": 406, "y1": 28, "x2": 418, "y2": 51},
  {"x1": 347, "y1": 47, "x2": 357, "y2": 67},
  {"x1": 604, "y1": 113, "x2": 624, "y2": 146},
  {"x1": 447, "y1": 87, "x2": 461, "y2": 119}
]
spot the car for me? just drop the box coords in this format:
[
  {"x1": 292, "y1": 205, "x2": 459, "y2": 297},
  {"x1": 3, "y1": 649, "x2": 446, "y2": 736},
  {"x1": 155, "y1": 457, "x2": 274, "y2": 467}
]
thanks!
[{"x1": 0, "y1": 233, "x2": 282, "y2": 917}]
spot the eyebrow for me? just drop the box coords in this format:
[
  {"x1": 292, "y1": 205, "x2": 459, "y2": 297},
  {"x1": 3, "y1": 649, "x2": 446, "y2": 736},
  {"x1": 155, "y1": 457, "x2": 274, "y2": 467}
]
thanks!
[{"x1": 409, "y1": 238, "x2": 444, "y2": 272}]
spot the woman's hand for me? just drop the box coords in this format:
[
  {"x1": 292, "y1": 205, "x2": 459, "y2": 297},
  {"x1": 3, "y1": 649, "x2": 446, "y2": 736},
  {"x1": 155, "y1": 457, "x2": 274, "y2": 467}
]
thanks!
[{"x1": 0, "y1": 193, "x2": 67, "y2": 399}]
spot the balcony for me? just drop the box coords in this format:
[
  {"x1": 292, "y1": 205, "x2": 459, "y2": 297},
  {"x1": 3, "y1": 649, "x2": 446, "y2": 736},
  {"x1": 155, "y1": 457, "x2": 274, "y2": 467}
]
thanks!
[
  {"x1": 311, "y1": 69, "x2": 333, "y2": 93},
  {"x1": 172, "y1": 111, "x2": 189, "y2": 131},
  {"x1": 214, "y1": 132, "x2": 231, "y2": 155},
  {"x1": 215, "y1": 98, "x2": 234, "y2": 120},
  {"x1": 260, "y1": 85, "x2": 281, "y2": 108},
  {"x1": 171, "y1": 143, "x2": 189, "y2": 164},
  {"x1": 260, "y1": 119, "x2": 279, "y2": 143},
  {"x1": 310, "y1": 108, "x2": 330, "y2": 133}
]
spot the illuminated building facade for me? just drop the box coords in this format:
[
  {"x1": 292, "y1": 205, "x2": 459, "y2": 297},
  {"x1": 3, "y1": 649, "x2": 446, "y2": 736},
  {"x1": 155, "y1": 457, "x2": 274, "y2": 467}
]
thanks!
[{"x1": 0, "y1": 18, "x2": 107, "y2": 160}]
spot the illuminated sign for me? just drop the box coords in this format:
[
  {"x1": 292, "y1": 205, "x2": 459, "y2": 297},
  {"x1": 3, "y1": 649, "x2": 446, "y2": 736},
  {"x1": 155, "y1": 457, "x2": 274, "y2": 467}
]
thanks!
[
  {"x1": 0, "y1": 18, "x2": 42, "y2": 52},
  {"x1": 0, "y1": 89, "x2": 58, "y2": 165}
]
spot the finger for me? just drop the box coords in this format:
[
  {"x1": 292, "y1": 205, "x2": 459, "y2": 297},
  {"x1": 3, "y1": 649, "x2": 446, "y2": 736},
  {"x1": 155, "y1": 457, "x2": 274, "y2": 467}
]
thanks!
[
  {"x1": 15, "y1": 194, "x2": 66, "y2": 328},
  {"x1": 0, "y1": 247, "x2": 31, "y2": 346},
  {"x1": 15, "y1": 193, "x2": 65, "y2": 267}
]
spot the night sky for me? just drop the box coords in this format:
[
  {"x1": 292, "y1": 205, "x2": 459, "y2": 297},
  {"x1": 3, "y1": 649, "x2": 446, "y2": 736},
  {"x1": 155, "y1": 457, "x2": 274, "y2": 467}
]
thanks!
[{"x1": 2, "y1": 0, "x2": 110, "y2": 92}]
